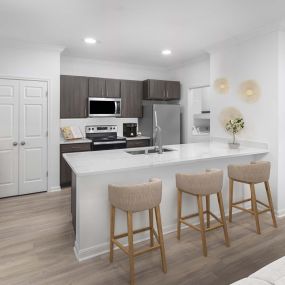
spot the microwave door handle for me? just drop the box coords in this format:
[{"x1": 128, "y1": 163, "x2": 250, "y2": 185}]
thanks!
[{"x1": 115, "y1": 101, "x2": 118, "y2": 115}]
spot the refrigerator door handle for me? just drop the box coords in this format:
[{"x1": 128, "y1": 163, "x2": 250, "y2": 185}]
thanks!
[{"x1": 154, "y1": 110, "x2": 158, "y2": 127}]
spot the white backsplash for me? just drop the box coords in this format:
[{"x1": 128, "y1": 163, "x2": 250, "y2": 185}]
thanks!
[{"x1": 60, "y1": 117, "x2": 138, "y2": 138}]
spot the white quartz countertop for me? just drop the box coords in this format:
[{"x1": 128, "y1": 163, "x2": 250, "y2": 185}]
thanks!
[
  {"x1": 60, "y1": 138, "x2": 92, "y2": 145},
  {"x1": 124, "y1": 136, "x2": 150, "y2": 140},
  {"x1": 63, "y1": 142, "x2": 268, "y2": 177}
]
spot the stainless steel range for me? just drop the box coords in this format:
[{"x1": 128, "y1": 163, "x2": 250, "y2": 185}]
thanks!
[{"x1": 85, "y1": 125, "x2": 127, "y2": 151}]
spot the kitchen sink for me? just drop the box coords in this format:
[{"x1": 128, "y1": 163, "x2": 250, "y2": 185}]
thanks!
[{"x1": 126, "y1": 147, "x2": 175, "y2": 155}]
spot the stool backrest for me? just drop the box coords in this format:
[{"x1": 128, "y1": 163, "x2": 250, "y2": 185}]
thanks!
[
  {"x1": 108, "y1": 178, "x2": 162, "y2": 212},
  {"x1": 176, "y1": 169, "x2": 223, "y2": 195}
]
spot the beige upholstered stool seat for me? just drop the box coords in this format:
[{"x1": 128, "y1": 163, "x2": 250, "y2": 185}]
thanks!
[
  {"x1": 108, "y1": 178, "x2": 162, "y2": 212},
  {"x1": 228, "y1": 161, "x2": 277, "y2": 235},
  {"x1": 108, "y1": 178, "x2": 167, "y2": 285},
  {"x1": 176, "y1": 169, "x2": 223, "y2": 195},
  {"x1": 228, "y1": 161, "x2": 270, "y2": 184},
  {"x1": 176, "y1": 169, "x2": 229, "y2": 257}
]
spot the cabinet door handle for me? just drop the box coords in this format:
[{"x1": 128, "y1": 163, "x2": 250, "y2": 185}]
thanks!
[
  {"x1": 21, "y1": 141, "x2": 26, "y2": 146},
  {"x1": 13, "y1": 142, "x2": 18, "y2": 146},
  {"x1": 166, "y1": 90, "x2": 169, "y2": 98},
  {"x1": 101, "y1": 87, "x2": 103, "y2": 97}
]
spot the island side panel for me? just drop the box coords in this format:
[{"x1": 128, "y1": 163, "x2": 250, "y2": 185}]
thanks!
[
  {"x1": 74, "y1": 154, "x2": 265, "y2": 261},
  {"x1": 71, "y1": 171, "x2": 76, "y2": 232}
]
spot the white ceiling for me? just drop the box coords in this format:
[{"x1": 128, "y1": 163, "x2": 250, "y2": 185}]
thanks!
[{"x1": 1, "y1": 0, "x2": 285, "y2": 67}]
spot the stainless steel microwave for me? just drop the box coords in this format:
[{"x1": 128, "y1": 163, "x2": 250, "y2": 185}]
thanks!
[{"x1": 88, "y1": 97, "x2": 121, "y2": 117}]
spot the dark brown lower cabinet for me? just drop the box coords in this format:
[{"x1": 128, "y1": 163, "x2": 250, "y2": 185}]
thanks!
[
  {"x1": 126, "y1": 139, "x2": 150, "y2": 148},
  {"x1": 60, "y1": 143, "x2": 91, "y2": 187}
]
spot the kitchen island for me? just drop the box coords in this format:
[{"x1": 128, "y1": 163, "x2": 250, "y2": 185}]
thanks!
[{"x1": 63, "y1": 141, "x2": 268, "y2": 261}]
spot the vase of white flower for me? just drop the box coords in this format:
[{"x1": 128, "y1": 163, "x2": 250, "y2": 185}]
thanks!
[{"x1": 225, "y1": 117, "x2": 245, "y2": 149}]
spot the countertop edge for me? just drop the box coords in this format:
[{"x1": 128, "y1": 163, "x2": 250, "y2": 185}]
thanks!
[
  {"x1": 124, "y1": 136, "x2": 151, "y2": 140},
  {"x1": 64, "y1": 148, "x2": 269, "y2": 177},
  {"x1": 60, "y1": 138, "x2": 92, "y2": 145}
]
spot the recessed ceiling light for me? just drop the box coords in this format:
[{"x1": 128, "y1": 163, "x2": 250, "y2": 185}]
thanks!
[
  {"x1": 161, "y1": 49, "x2": 172, "y2": 55},
  {"x1": 84, "y1": 37, "x2": 97, "y2": 44}
]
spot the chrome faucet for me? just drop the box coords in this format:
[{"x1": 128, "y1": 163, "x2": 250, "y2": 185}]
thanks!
[{"x1": 154, "y1": 125, "x2": 163, "y2": 154}]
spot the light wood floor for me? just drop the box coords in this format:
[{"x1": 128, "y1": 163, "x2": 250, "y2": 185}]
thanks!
[{"x1": 0, "y1": 188, "x2": 284, "y2": 285}]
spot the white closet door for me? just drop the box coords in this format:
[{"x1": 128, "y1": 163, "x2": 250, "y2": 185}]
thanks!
[
  {"x1": 19, "y1": 80, "x2": 48, "y2": 195},
  {"x1": 0, "y1": 79, "x2": 19, "y2": 197}
]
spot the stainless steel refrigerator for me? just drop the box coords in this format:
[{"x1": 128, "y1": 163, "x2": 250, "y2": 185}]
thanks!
[{"x1": 139, "y1": 104, "x2": 180, "y2": 146}]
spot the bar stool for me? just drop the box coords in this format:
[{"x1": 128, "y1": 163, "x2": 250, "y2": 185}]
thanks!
[
  {"x1": 176, "y1": 169, "x2": 230, "y2": 257},
  {"x1": 228, "y1": 161, "x2": 277, "y2": 234},
  {"x1": 108, "y1": 178, "x2": 167, "y2": 285}
]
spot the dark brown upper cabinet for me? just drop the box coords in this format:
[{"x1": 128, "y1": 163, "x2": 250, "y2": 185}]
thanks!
[
  {"x1": 105, "y1": 79, "x2": 121, "y2": 98},
  {"x1": 166, "y1": 81, "x2": 181, "y2": 100},
  {"x1": 143, "y1": 79, "x2": 180, "y2": 100},
  {"x1": 89, "y1": 77, "x2": 121, "y2": 98},
  {"x1": 60, "y1": 75, "x2": 88, "y2": 118},
  {"x1": 144, "y1": 80, "x2": 165, "y2": 100},
  {"x1": 121, "y1": 80, "x2": 143, "y2": 118},
  {"x1": 88, "y1": 77, "x2": 105, "y2": 97}
]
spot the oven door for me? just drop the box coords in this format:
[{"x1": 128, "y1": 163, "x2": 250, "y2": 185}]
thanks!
[
  {"x1": 92, "y1": 140, "x2": 127, "y2": 151},
  {"x1": 88, "y1": 98, "x2": 121, "y2": 117}
]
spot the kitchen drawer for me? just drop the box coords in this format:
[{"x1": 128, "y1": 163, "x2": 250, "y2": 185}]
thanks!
[
  {"x1": 60, "y1": 143, "x2": 91, "y2": 153},
  {"x1": 127, "y1": 139, "x2": 150, "y2": 148},
  {"x1": 60, "y1": 143, "x2": 91, "y2": 187}
]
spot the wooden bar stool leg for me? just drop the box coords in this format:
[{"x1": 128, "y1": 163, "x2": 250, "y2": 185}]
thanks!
[
  {"x1": 229, "y1": 178, "x2": 234, "y2": 222},
  {"x1": 110, "y1": 206, "x2": 115, "y2": 263},
  {"x1": 149, "y1": 208, "x2": 154, "y2": 247},
  {"x1": 264, "y1": 181, "x2": 277, "y2": 228},
  {"x1": 217, "y1": 192, "x2": 230, "y2": 247},
  {"x1": 177, "y1": 189, "x2": 182, "y2": 240},
  {"x1": 197, "y1": 195, "x2": 207, "y2": 257},
  {"x1": 127, "y1": 211, "x2": 135, "y2": 285},
  {"x1": 250, "y1": 184, "x2": 261, "y2": 234},
  {"x1": 206, "y1": 195, "x2": 210, "y2": 228},
  {"x1": 155, "y1": 206, "x2": 167, "y2": 273},
  {"x1": 249, "y1": 184, "x2": 254, "y2": 212}
]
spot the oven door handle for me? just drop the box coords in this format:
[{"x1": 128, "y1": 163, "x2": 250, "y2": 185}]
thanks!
[{"x1": 93, "y1": 140, "x2": 126, "y2": 145}]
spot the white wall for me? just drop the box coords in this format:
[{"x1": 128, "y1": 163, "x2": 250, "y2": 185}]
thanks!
[
  {"x1": 277, "y1": 30, "x2": 285, "y2": 214},
  {"x1": 60, "y1": 56, "x2": 171, "y2": 136},
  {"x1": 210, "y1": 31, "x2": 280, "y2": 208},
  {"x1": 0, "y1": 46, "x2": 61, "y2": 191},
  {"x1": 170, "y1": 56, "x2": 210, "y2": 143},
  {"x1": 61, "y1": 56, "x2": 170, "y2": 80}
]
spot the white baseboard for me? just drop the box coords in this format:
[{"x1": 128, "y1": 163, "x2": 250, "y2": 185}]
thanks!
[
  {"x1": 74, "y1": 208, "x2": 244, "y2": 262},
  {"x1": 74, "y1": 223, "x2": 179, "y2": 262},
  {"x1": 48, "y1": 186, "x2": 61, "y2": 192},
  {"x1": 276, "y1": 209, "x2": 285, "y2": 218}
]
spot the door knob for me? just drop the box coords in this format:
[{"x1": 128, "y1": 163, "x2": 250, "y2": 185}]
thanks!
[
  {"x1": 13, "y1": 142, "x2": 18, "y2": 146},
  {"x1": 21, "y1": 141, "x2": 26, "y2": 146}
]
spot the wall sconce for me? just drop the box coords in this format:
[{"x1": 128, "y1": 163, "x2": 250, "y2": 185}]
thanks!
[
  {"x1": 214, "y1": 78, "x2": 229, "y2": 95},
  {"x1": 239, "y1": 80, "x2": 260, "y2": 103},
  {"x1": 219, "y1": 107, "x2": 243, "y2": 127}
]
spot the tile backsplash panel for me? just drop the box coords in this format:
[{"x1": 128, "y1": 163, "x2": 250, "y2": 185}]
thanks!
[{"x1": 60, "y1": 118, "x2": 138, "y2": 138}]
